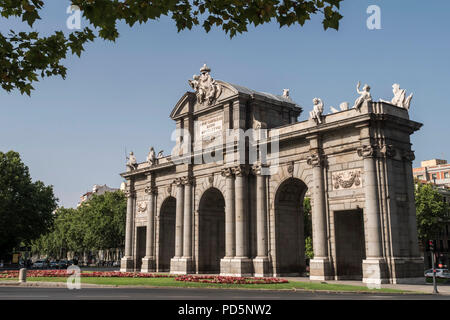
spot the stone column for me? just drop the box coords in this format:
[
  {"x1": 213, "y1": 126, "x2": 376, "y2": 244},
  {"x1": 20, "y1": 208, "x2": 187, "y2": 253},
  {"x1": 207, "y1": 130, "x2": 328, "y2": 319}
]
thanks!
[
  {"x1": 220, "y1": 168, "x2": 235, "y2": 275},
  {"x1": 402, "y1": 151, "x2": 421, "y2": 258},
  {"x1": 120, "y1": 186, "x2": 135, "y2": 272},
  {"x1": 307, "y1": 150, "x2": 332, "y2": 280},
  {"x1": 253, "y1": 164, "x2": 270, "y2": 277},
  {"x1": 400, "y1": 150, "x2": 424, "y2": 281},
  {"x1": 231, "y1": 165, "x2": 252, "y2": 276},
  {"x1": 170, "y1": 178, "x2": 185, "y2": 274},
  {"x1": 178, "y1": 176, "x2": 194, "y2": 273},
  {"x1": 357, "y1": 144, "x2": 388, "y2": 284},
  {"x1": 141, "y1": 183, "x2": 156, "y2": 273}
]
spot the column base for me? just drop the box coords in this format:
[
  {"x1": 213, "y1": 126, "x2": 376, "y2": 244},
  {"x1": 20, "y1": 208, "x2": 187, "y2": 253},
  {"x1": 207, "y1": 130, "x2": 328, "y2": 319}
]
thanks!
[
  {"x1": 140, "y1": 256, "x2": 156, "y2": 273},
  {"x1": 229, "y1": 257, "x2": 253, "y2": 277},
  {"x1": 362, "y1": 258, "x2": 389, "y2": 284},
  {"x1": 253, "y1": 257, "x2": 271, "y2": 277},
  {"x1": 120, "y1": 256, "x2": 134, "y2": 272},
  {"x1": 388, "y1": 257, "x2": 424, "y2": 284},
  {"x1": 170, "y1": 257, "x2": 194, "y2": 274},
  {"x1": 220, "y1": 257, "x2": 233, "y2": 276},
  {"x1": 309, "y1": 257, "x2": 333, "y2": 280}
]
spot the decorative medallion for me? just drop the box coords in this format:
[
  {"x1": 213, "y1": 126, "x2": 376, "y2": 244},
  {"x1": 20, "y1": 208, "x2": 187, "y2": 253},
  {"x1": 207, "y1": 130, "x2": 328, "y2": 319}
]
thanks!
[
  {"x1": 136, "y1": 201, "x2": 147, "y2": 214},
  {"x1": 332, "y1": 169, "x2": 362, "y2": 190}
]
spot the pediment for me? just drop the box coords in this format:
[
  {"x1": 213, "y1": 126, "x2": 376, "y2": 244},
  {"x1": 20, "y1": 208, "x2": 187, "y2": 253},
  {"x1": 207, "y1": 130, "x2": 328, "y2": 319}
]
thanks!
[{"x1": 170, "y1": 92, "x2": 196, "y2": 119}]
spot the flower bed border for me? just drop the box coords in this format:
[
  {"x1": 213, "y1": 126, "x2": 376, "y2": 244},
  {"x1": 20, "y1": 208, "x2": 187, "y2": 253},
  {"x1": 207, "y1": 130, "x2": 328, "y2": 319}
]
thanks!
[
  {"x1": 175, "y1": 275, "x2": 289, "y2": 284},
  {"x1": 0, "y1": 270, "x2": 175, "y2": 279}
]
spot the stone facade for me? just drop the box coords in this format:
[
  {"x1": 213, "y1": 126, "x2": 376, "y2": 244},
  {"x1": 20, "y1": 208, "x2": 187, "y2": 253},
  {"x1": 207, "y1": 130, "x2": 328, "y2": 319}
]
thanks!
[{"x1": 120, "y1": 67, "x2": 424, "y2": 284}]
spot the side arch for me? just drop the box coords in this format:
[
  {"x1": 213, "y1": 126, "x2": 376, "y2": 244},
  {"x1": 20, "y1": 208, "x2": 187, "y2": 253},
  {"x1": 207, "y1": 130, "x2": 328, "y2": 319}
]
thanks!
[
  {"x1": 196, "y1": 187, "x2": 226, "y2": 273},
  {"x1": 156, "y1": 196, "x2": 176, "y2": 272},
  {"x1": 272, "y1": 176, "x2": 309, "y2": 276}
]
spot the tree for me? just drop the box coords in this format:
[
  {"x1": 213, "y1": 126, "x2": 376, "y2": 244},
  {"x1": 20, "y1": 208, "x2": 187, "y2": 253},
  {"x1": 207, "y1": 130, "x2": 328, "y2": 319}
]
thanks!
[
  {"x1": 0, "y1": 150, "x2": 58, "y2": 258},
  {"x1": 77, "y1": 191, "x2": 127, "y2": 252},
  {"x1": 32, "y1": 190, "x2": 126, "y2": 260},
  {"x1": 1, "y1": 0, "x2": 343, "y2": 95},
  {"x1": 303, "y1": 197, "x2": 314, "y2": 259},
  {"x1": 415, "y1": 182, "x2": 449, "y2": 243}
]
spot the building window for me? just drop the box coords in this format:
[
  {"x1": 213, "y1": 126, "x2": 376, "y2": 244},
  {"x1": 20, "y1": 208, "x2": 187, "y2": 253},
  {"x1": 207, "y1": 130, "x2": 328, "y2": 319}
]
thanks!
[
  {"x1": 417, "y1": 175, "x2": 424, "y2": 180},
  {"x1": 431, "y1": 174, "x2": 437, "y2": 181},
  {"x1": 445, "y1": 172, "x2": 450, "y2": 179}
]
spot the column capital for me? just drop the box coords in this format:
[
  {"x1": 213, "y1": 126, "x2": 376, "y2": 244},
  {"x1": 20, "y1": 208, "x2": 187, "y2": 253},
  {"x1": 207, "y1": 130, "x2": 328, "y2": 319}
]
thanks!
[
  {"x1": 402, "y1": 150, "x2": 415, "y2": 162},
  {"x1": 173, "y1": 177, "x2": 184, "y2": 186},
  {"x1": 144, "y1": 185, "x2": 157, "y2": 195},
  {"x1": 221, "y1": 167, "x2": 234, "y2": 178},
  {"x1": 232, "y1": 165, "x2": 250, "y2": 177},
  {"x1": 124, "y1": 189, "x2": 136, "y2": 198},
  {"x1": 181, "y1": 176, "x2": 194, "y2": 186},
  {"x1": 357, "y1": 144, "x2": 379, "y2": 159},
  {"x1": 307, "y1": 153, "x2": 325, "y2": 168},
  {"x1": 379, "y1": 144, "x2": 397, "y2": 159},
  {"x1": 252, "y1": 163, "x2": 269, "y2": 176}
]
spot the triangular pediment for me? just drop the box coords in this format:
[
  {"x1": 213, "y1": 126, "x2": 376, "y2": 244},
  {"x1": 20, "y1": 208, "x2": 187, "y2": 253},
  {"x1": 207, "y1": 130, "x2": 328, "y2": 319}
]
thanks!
[{"x1": 170, "y1": 92, "x2": 196, "y2": 119}]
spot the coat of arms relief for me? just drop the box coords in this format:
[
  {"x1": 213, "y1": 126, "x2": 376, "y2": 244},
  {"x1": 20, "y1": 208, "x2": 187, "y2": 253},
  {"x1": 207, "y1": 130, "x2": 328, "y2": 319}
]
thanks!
[
  {"x1": 188, "y1": 64, "x2": 222, "y2": 106},
  {"x1": 332, "y1": 169, "x2": 362, "y2": 190}
]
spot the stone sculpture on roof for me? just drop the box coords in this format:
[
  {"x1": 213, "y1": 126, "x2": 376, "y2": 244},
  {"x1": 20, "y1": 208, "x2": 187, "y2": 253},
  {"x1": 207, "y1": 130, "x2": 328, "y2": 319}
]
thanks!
[
  {"x1": 188, "y1": 64, "x2": 222, "y2": 106},
  {"x1": 380, "y1": 83, "x2": 413, "y2": 110},
  {"x1": 353, "y1": 81, "x2": 372, "y2": 110}
]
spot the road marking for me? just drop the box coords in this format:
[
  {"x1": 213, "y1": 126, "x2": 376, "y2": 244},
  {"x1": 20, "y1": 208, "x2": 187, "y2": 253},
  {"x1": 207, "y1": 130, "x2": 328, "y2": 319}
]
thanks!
[
  {"x1": 76, "y1": 295, "x2": 130, "y2": 298},
  {"x1": 0, "y1": 295, "x2": 49, "y2": 298}
]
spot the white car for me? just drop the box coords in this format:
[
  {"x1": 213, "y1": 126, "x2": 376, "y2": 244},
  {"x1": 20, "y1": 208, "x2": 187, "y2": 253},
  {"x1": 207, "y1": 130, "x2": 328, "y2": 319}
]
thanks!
[{"x1": 424, "y1": 268, "x2": 449, "y2": 278}]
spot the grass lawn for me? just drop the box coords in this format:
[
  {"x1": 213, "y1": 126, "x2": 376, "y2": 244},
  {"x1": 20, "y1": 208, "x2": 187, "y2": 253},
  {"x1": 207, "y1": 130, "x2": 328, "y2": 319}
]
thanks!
[{"x1": 20, "y1": 276, "x2": 411, "y2": 294}]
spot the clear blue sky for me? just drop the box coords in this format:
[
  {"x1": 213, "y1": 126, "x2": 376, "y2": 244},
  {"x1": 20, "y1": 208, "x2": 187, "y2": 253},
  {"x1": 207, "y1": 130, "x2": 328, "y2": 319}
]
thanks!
[{"x1": 1, "y1": 1, "x2": 449, "y2": 208}]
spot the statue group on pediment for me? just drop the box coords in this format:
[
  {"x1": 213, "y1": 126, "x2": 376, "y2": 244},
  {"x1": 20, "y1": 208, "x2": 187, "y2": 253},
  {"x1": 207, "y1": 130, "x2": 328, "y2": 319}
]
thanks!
[{"x1": 189, "y1": 64, "x2": 222, "y2": 106}]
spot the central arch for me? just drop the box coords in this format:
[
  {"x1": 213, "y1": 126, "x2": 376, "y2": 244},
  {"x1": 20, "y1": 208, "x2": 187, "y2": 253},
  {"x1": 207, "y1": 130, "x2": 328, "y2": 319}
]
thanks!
[
  {"x1": 274, "y1": 178, "x2": 308, "y2": 275},
  {"x1": 198, "y1": 188, "x2": 225, "y2": 273},
  {"x1": 157, "y1": 196, "x2": 176, "y2": 272}
]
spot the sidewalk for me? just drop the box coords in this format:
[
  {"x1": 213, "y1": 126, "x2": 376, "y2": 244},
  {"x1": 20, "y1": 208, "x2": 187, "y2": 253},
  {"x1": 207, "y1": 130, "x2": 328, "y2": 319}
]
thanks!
[{"x1": 287, "y1": 277, "x2": 450, "y2": 295}]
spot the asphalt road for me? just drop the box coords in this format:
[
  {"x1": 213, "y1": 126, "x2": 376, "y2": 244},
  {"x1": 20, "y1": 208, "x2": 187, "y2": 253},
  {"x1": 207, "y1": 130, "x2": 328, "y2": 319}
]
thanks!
[{"x1": 0, "y1": 286, "x2": 449, "y2": 300}]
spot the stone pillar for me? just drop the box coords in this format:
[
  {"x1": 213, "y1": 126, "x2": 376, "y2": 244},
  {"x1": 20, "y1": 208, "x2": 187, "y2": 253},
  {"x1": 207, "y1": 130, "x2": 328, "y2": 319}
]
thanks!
[
  {"x1": 177, "y1": 176, "x2": 194, "y2": 273},
  {"x1": 307, "y1": 150, "x2": 333, "y2": 280},
  {"x1": 402, "y1": 151, "x2": 421, "y2": 258},
  {"x1": 220, "y1": 168, "x2": 235, "y2": 275},
  {"x1": 230, "y1": 165, "x2": 252, "y2": 276},
  {"x1": 141, "y1": 183, "x2": 156, "y2": 273},
  {"x1": 399, "y1": 150, "x2": 424, "y2": 282},
  {"x1": 253, "y1": 164, "x2": 270, "y2": 277},
  {"x1": 170, "y1": 178, "x2": 185, "y2": 274},
  {"x1": 120, "y1": 187, "x2": 135, "y2": 272},
  {"x1": 357, "y1": 144, "x2": 388, "y2": 284}
]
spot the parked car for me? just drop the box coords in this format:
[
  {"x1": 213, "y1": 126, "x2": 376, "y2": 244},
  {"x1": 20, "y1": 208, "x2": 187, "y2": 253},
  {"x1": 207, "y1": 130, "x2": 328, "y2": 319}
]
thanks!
[
  {"x1": 424, "y1": 268, "x2": 450, "y2": 278},
  {"x1": 58, "y1": 260, "x2": 69, "y2": 269},
  {"x1": 32, "y1": 259, "x2": 48, "y2": 269},
  {"x1": 49, "y1": 261, "x2": 59, "y2": 269}
]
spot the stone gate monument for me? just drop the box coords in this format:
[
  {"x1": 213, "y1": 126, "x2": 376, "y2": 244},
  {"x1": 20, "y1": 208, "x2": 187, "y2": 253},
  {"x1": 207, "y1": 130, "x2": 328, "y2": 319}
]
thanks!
[{"x1": 120, "y1": 65, "x2": 423, "y2": 284}]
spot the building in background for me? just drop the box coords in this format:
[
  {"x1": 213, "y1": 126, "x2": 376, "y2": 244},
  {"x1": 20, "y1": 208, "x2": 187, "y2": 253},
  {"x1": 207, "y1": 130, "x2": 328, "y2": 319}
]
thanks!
[
  {"x1": 77, "y1": 184, "x2": 119, "y2": 207},
  {"x1": 413, "y1": 159, "x2": 450, "y2": 187}
]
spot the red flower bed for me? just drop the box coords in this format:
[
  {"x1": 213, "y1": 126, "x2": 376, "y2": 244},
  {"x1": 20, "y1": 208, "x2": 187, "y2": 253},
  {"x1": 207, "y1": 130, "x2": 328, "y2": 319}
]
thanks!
[
  {"x1": 175, "y1": 275, "x2": 288, "y2": 284},
  {"x1": 0, "y1": 270, "x2": 175, "y2": 279}
]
